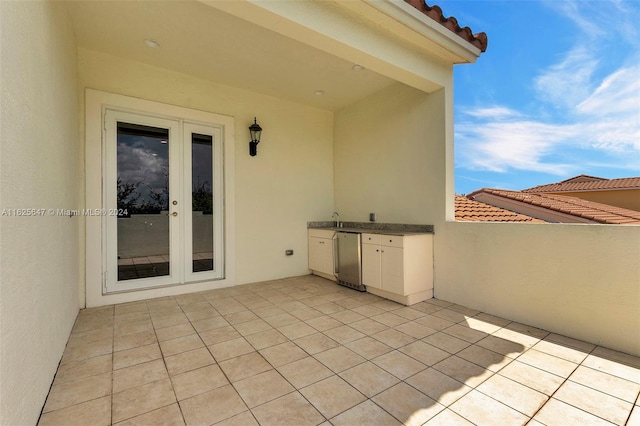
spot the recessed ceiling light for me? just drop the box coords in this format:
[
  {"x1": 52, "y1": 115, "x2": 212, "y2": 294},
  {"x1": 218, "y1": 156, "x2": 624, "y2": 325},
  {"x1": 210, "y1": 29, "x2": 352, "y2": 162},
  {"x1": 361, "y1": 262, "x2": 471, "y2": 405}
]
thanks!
[
  {"x1": 144, "y1": 39, "x2": 161, "y2": 48},
  {"x1": 352, "y1": 64, "x2": 365, "y2": 71},
  {"x1": 314, "y1": 90, "x2": 325, "y2": 96}
]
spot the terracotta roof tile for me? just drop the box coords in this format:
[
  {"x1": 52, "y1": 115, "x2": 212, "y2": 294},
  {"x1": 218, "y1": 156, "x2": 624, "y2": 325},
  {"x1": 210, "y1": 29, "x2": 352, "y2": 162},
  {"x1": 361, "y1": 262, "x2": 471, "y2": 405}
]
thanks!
[
  {"x1": 523, "y1": 175, "x2": 640, "y2": 193},
  {"x1": 469, "y1": 189, "x2": 640, "y2": 225},
  {"x1": 455, "y1": 195, "x2": 543, "y2": 222},
  {"x1": 404, "y1": 0, "x2": 488, "y2": 52}
]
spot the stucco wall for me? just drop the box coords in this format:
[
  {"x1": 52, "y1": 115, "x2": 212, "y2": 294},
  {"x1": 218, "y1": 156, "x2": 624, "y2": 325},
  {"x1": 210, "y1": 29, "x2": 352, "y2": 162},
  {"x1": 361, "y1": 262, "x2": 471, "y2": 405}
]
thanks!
[
  {"x1": 78, "y1": 49, "x2": 334, "y2": 303},
  {"x1": 0, "y1": 2, "x2": 81, "y2": 425},
  {"x1": 334, "y1": 83, "x2": 445, "y2": 225},
  {"x1": 437, "y1": 222, "x2": 640, "y2": 356}
]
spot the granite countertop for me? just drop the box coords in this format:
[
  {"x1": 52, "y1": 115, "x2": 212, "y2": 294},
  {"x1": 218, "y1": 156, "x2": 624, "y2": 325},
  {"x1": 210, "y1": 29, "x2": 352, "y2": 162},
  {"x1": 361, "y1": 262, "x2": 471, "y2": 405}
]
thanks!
[{"x1": 308, "y1": 221, "x2": 434, "y2": 235}]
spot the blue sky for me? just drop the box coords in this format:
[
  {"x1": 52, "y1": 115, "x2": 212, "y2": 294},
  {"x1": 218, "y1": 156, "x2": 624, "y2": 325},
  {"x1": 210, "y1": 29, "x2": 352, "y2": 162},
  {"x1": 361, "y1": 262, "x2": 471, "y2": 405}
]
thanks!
[{"x1": 439, "y1": 1, "x2": 640, "y2": 194}]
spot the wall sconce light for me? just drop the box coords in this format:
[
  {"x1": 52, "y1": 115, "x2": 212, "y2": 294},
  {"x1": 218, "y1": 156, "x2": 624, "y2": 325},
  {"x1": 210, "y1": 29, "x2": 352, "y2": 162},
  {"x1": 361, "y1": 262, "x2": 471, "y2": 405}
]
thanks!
[{"x1": 249, "y1": 117, "x2": 262, "y2": 156}]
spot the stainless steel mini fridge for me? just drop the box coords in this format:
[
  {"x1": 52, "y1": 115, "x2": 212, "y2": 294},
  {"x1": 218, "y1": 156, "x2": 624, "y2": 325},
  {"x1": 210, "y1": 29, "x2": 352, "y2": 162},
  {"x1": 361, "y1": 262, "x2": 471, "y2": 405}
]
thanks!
[{"x1": 335, "y1": 231, "x2": 365, "y2": 291}]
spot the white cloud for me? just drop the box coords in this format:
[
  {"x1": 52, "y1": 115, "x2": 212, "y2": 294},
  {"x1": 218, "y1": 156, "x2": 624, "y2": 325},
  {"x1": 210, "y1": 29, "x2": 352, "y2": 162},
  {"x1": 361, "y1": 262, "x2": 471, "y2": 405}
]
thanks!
[{"x1": 462, "y1": 107, "x2": 521, "y2": 120}]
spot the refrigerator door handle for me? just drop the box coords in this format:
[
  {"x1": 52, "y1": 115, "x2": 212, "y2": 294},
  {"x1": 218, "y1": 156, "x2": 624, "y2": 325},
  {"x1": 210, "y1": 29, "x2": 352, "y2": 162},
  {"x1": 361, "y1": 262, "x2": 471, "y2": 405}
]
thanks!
[{"x1": 333, "y1": 232, "x2": 339, "y2": 275}]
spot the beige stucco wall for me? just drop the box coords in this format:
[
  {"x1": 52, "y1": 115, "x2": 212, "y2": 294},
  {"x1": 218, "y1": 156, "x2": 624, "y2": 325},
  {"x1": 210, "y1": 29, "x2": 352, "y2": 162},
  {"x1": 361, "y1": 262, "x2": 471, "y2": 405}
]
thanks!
[
  {"x1": 0, "y1": 2, "x2": 81, "y2": 425},
  {"x1": 78, "y1": 49, "x2": 334, "y2": 303},
  {"x1": 334, "y1": 83, "x2": 446, "y2": 225},
  {"x1": 437, "y1": 222, "x2": 640, "y2": 356}
]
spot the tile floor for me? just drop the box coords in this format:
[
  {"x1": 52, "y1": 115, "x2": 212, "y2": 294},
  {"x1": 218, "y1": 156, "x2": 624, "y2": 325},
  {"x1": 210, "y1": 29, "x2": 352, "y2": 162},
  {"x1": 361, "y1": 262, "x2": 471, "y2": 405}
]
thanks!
[{"x1": 38, "y1": 275, "x2": 640, "y2": 425}]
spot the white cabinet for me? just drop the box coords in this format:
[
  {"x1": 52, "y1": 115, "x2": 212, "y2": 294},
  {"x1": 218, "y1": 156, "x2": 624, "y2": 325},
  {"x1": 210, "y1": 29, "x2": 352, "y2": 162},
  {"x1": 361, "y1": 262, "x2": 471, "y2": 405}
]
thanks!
[
  {"x1": 361, "y1": 232, "x2": 433, "y2": 305},
  {"x1": 308, "y1": 229, "x2": 336, "y2": 280}
]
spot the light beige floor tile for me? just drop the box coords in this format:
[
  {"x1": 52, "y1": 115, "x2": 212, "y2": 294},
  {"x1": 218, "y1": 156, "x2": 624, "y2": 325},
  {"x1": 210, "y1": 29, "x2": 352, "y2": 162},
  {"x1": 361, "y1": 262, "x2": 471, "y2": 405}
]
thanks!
[
  {"x1": 517, "y1": 348, "x2": 578, "y2": 378},
  {"x1": 330, "y1": 400, "x2": 401, "y2": 426},
  {"x1": 250, "y1": 391, "x2": 324, "y2": 426},
  {"x1": 39, "y1": 395, "x2": 111, "y2": 426},
  {"x1": 406, "y1": 368, "x2": 472, "y2": 407},
  {"x1": 53, "y1": 353, "x2": 112, "y2": 384},
  {"x1": 456, "y1": 344, "x2": 513, "y2": 372},
  {"x1": 330, "y1": 309, "x2": 367, "y2": 324},
  {"x1": 114, "y1": 403, "x2": 184, "y2": 426},
  {"x1": 442, "y1": 324, "x2": 487, "y2": 344},
  {"x1": 372, "y1": 299, "x2": 404, "y2": 311},
  {"x1": 423, "y1": 408, "x2": 475, "y2": 426},
  {"x1": 260, "y1": 312, "x2": 298, "y2": 328},
  {"x1": 115, "y1": 312, "x2": 151, "y2": 326},
  {"x1": 532, "y1": 339, "x2": 589, "y2": 364},
  {"x1": 475, "y1": 334, "x2": 526, "y2": 358},
  {"x1": 305, "y1": 315, "x2": 343, "y2": 332},
  {"x1": 627, "y1": 405, "x2": 640, "y2": 426},
  {"x1": 67, "y1": 326, "x2": 113, "y2": 347},
  {"x1": 372, "y1": 382, "x2": 444, "y2": 426},
  {"x1": 114, "y1": 330, "x2": 156, "y2": 352},
  {"x1": 410, "y1": 302, "x2": 443, "y2": 314},
  {"x1": 432, "y1": 355, "x2": 493, "y2": 388},
  {"x1": 218, "y1": 352, "x2": 273, "y2": 382},
  {"x1": 233, "y1": 318, "x2": 273, "y2": 336},
  {"x1": 208, "y1": 337, "x2": 254, "y2": 361},
  {"x1": 371, "y1": 312, "x2": 409, "y2": 327},
  {"x1": 315, "y1": 302, "x2": 345, "y2": 315},
  {"x1": 447, "y1": 304, "x2": 481, "y2": 317},
  {"x1": 152, "y1": 313, "x2": 189, "y2": 330},
  {"x1": 43, "y1": 372, "x2": 112, "y2": 413},
  {"x1": 553, "y1": 380, "x2": 632, "y2": 425},
  {"x1": 233, "y1": 369, "x2": 294, "y2": 408},
  {"x1": 350, "y1": 318, "x2": 389, "y2": 335},
  {"x1": 278, "y1": 322, "x2": 317, "y2": 340},
  {"x1": 259, "y1": 341, "x2": 307, "y2": 367},
  {"x1": 372, "y1": 350, "x2": 427, "y2": 380},
  {"x1": 449, "y1": 389, "x2": 529, "y2": 426},
  {"x1": 155, "y1": 323, "x2": 196, "y2": 342},
  {"x1": 492, "y1": 327, "x2": 541, "y2": 349},
  {"x1": 213, "y1": 410, "x2": 258, "y2": 426},
  {"x1": 472, "y1": 312, "x2": 511, "y2": 327},
  {"x1": 179, "y1": 384, "x2": 247, "y2": 425},
  {"x1": 294, "y1": 333, "x2": 340, "y2": 354},
  {"x1": 476, "y1": 374, "x2": 548, "y2": 416},
  {"x1": 185, "y1": 307, "x2": 219, "y2": 322},
  {"x1": 344, "y1": 336, "x2": 393, "y2": 360},
  {"x1": 290, "y1": 307, "x2": 324, "y2": 321},
  {"x1": 339, "y1": 361, "x2": 400, "y2": 397},
  {"x1": 113, "y1": 343, "x2": 161, "y2": 370},
  {"x1": 415, "y1": 314, "x2": 456, "y2": 331},
  {"x1": 569, "y1": 364, "x2": 640, "y2": 403},
  {"x1": 582, "y1": 353, "x2": 640, "y2": 384},
  {"x1": 113, "y1": 359, "x2": 168, "y2": 393},
  {"x1": 252, "y1": 305, "x2": 287, "y2": 318},
  {"x1": 431, "y1": 308, "x2": 469, "y2": 323},
  {"x1": 323, "y1": 325, "x2": 366, "y2": 344},
  {"x1": 498, "y1": 360, "x2": 565, "y2": 395},
  {"x1": 351, "y1": 304, "x2": 387, "y2": 318},
  {"x1": 423, "y1": 332, "x2": 471, "y2": 354},
  {"x1": 191, "y1": 315, "x2": 230, "y2": 333},
  {"x1": 159, "y1": 334, "x2": 204, "y2": 357},
  {"x1": 371, "y1": 328, "x2": 416, "y2": 348},
  {"x1": 394, "y1": 321, "x2": 437, "y2": 339},
  {"x1": 171, "y1": 364, "x2": 229, "y2": 401},
  {"x1": 223, "y1": 310, "x2": 260, "y2": 325},
  {"x1": 165, "y1": 347, "x2": 215, "y2": 376},
  {"x1": 399, "y1": 341, "x2": 450, "y2": 366},
  {"x1": 300, "y1": 375, "x2": 366, "y2": 418},
  {"x1": 505, "y1": 322, "x2": 549, "y2": 340},
  {"x1": 61, "y1": 337, "x2": 113, "y2": 364},
  {"x1": 244, "y1": 329, "x2": 289, "y2": 350},
  {"x1": 114, "y1": 319, "x2": 154, "y2": 337},
  {"x1": 543, "y1": 332, "x2": 596, "y2": 353},
  {"x1": 392, "y1": 307, "x2": 427, "y2": 321},
  {"x1": 462, "y1": 317, "x2": 502, "y2": 334},
  {"x1": 198, "y1": 325, "x2": 241, "y2": 346},
  {"x1": 533, "y1": 398, "x2": 613, "y2": 426},
  {"x1": 314, "y1": 345, "x2": 366, "y2": 373},
  {"x1": 112, "y1": 378, "x2": 176, "y2": 423},
  {"x1": 276, "y1": 356, "x2": 334, "y2": 389},
  {"x1": 591, "y1": 346, "x2": 640, "y2": 369}
]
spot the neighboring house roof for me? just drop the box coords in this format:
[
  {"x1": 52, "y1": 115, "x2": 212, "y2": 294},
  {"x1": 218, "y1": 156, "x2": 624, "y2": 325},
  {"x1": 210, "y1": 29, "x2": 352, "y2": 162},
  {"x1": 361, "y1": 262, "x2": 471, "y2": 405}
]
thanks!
[
  {"x1": 468, "y1": 189, "x2": 640, "y2": 225},
  {"x1": 455, "y1": 195, "x2": 544, "y2": 223},
  {"x1": 523, "y1": 175, "x2": 640, "y2": 193},
  {"x1": 405, "y1": 0, "x2": 488, "y2": 52}
]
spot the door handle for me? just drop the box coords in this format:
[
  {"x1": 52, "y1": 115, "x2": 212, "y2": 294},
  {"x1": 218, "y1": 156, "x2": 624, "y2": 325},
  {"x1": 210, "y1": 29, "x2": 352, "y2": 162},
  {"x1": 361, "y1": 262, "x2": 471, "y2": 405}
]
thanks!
[{"x1": 167, "y1": 212, "x2": 178, "y2": 217}]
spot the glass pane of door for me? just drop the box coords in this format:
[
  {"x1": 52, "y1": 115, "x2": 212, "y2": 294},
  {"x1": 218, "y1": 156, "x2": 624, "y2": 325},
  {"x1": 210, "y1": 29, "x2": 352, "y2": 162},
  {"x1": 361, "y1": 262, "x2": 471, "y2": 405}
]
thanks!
[
  {"x1": 116, "y1": 122, "x2": 171, "y2": 281},
  {"x1": 191, "y1": 133, "x2": 214, "y2": 273}
]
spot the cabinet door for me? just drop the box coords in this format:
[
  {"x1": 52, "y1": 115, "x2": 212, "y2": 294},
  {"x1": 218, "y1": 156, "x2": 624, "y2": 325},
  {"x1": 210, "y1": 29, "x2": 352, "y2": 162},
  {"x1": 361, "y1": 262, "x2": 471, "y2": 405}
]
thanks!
[
  {"x1": 309, "y1": 237, "x2": 333, "y2": 275},
  {"x1": 381, "y1": 246, "x2": 404, "y2": 295},
  {"x1": 362, "y1": 243, "x2": 381, "y2": 289}
]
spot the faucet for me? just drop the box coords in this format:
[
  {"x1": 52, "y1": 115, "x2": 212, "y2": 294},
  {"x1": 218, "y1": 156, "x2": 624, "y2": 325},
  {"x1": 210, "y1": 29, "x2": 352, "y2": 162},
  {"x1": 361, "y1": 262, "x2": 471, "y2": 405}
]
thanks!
[{"x1": 332, "y1": 211, "x2": 341, "y2": 228}]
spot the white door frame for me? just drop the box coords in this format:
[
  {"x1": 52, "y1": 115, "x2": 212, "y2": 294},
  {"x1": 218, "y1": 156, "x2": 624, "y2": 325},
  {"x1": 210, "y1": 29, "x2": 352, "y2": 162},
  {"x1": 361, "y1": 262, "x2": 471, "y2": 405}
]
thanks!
[{"x1": 85, "y1": 89, "x2": 235, "y2": 307}]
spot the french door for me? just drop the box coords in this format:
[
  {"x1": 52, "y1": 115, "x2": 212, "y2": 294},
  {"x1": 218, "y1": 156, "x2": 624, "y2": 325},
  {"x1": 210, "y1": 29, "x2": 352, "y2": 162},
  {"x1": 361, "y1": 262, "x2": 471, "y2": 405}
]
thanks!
[{"x1": 103, "y1": 109, "x2": 224, "y2": 293}]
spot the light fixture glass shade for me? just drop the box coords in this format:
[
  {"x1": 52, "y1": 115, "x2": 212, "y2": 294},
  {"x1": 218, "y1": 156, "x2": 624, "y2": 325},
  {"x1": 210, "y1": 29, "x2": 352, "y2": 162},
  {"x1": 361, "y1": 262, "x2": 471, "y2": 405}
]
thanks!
[{"x1": 249, "y1": 118, "x2": 262, "y2": 144}]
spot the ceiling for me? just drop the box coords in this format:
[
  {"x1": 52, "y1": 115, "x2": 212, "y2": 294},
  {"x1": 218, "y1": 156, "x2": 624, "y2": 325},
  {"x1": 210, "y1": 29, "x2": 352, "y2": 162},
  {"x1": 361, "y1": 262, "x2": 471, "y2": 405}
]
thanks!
[{"x1": 65, "y1": 0, "x2": 397, "y2": 111}]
